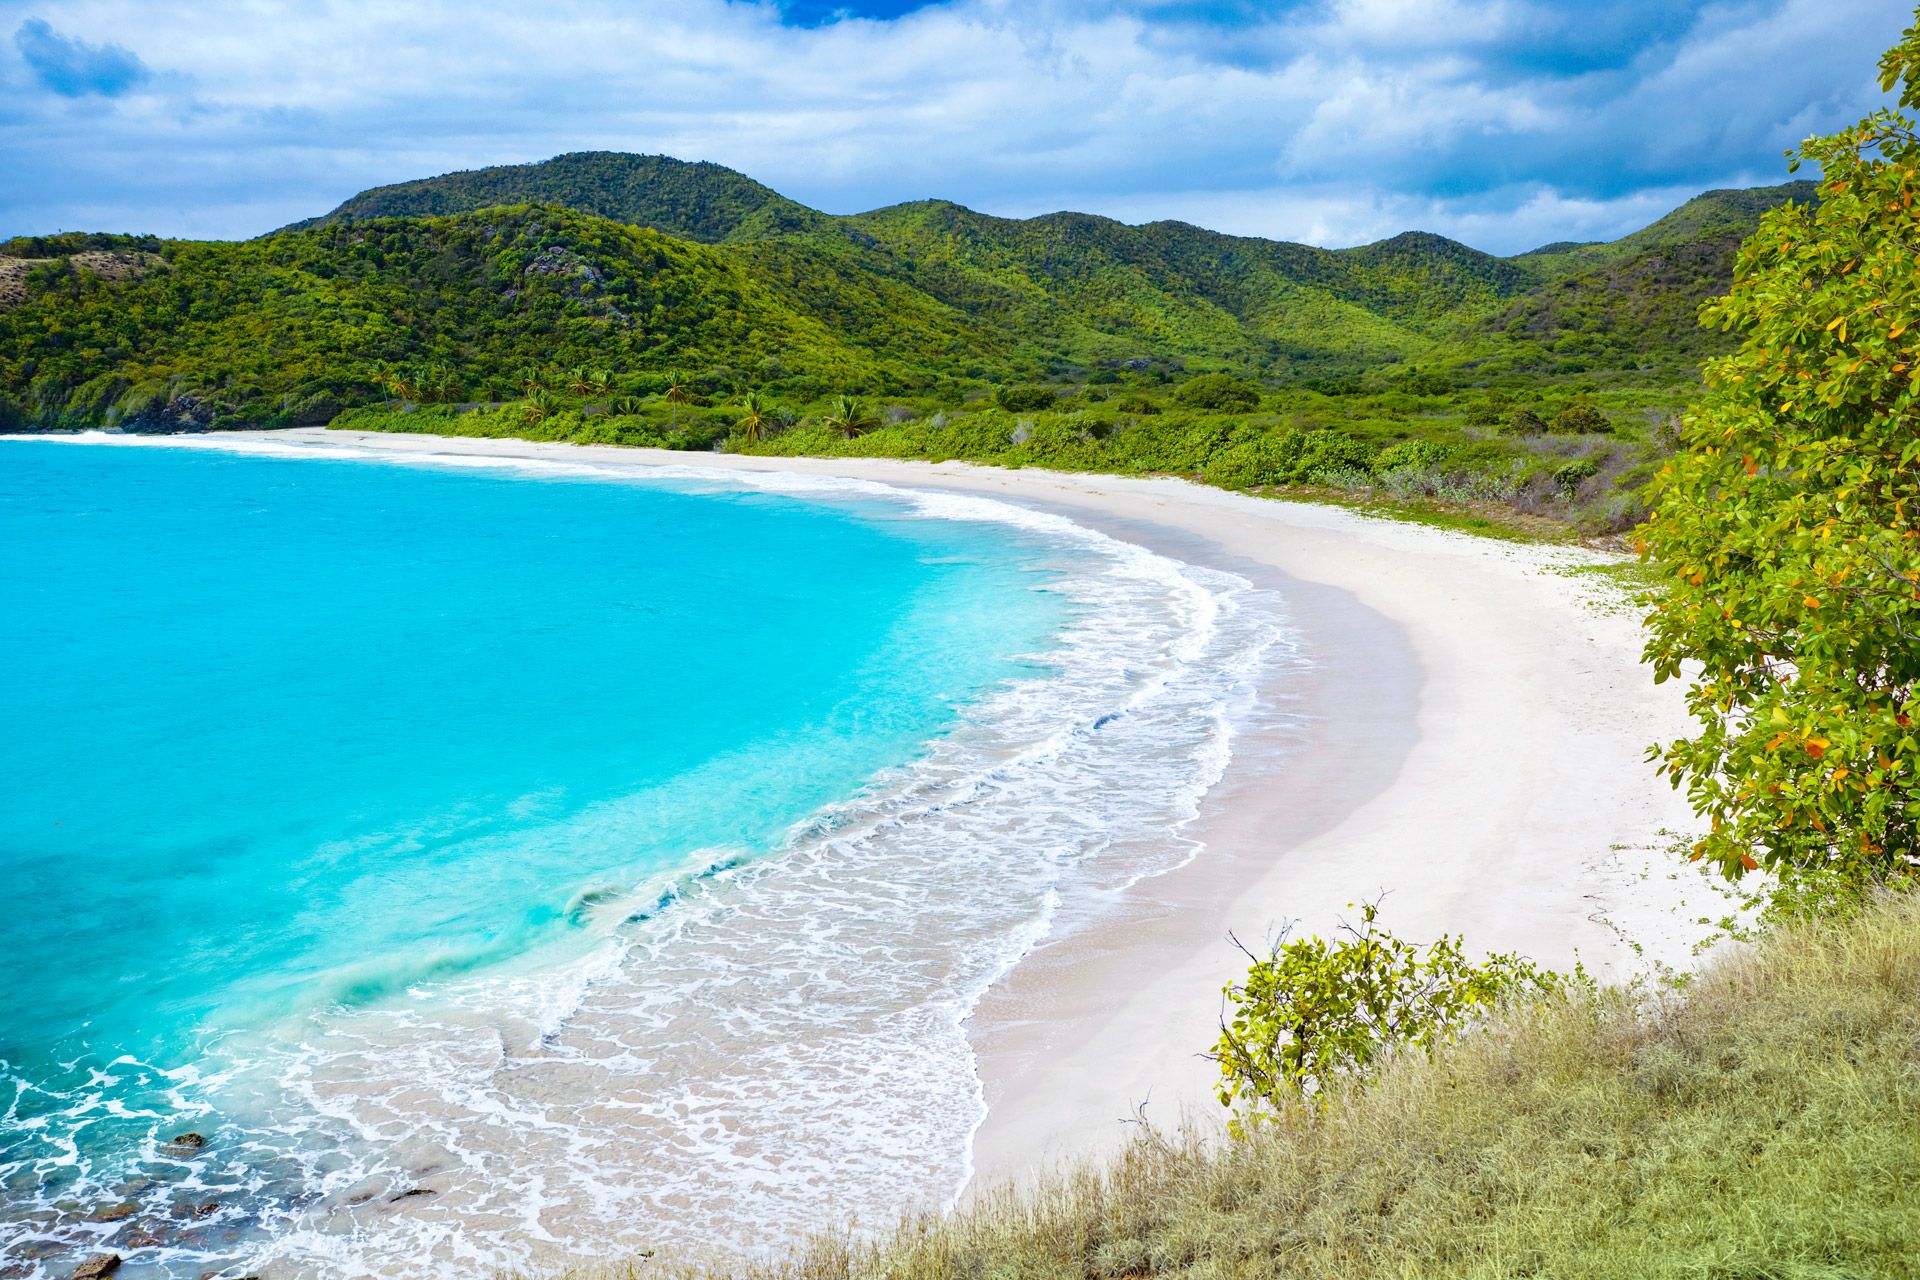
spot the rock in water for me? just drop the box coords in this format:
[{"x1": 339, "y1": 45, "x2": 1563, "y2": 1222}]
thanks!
[
  {"x1": 73, "y1": 1256, "x2": 121, "y2": 1279},
  {"x1": 84, "y1": 1202, "x2": 137, "y2": 1223}
]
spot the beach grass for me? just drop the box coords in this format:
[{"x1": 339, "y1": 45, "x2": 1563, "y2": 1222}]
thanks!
[{"x1": 548, "y1": 890, "x2": 1920, "y2": 1280}]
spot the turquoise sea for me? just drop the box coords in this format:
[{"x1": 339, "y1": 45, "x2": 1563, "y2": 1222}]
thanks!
[{"x1": 0, "y1": 435, "x2": 1290, "y2": 1277}]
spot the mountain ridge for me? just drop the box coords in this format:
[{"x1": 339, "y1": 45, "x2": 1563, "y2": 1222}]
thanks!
[{"x1": 0, "y1": 152, "x2": 1820, "y2": 434}]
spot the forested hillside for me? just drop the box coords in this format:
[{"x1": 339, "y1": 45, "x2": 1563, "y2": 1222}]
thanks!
[
  {"x1": 0, "y1": 157, "x2": 1812, "y2": 425},
  {"x1": 279, "y1": 151, "x2": 820, "y2": 244},
  {"x1": 0, "y1": 155, "x2": 1820, "y2": 531}
]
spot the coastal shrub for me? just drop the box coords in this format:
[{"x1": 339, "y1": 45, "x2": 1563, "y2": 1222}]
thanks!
[
  {"x1": 1503, "y1": 407, "x2": 1548, "y2": 434},
  {"x1": 1212, "y1": 902, "x2": 1559, "y2": 1126},
  {"x1": 1200, "y1": 428, "x2": 1370, "y2": 489},
  {"x1": 1373, "y1": 439, "x2": 1452, "y2": 472},
  {"x1": 1175, "y1": 373, "x2": 1262, "y2": 412},
  {"x1": 1550, "y1": 402, "x2": 1612, "y2": 434},
  {"x1": 1552, "y1": 458, "x2": 1599, "y2": 490},
  {"x1": 993, "y1": 385, "x2": 1058, "y2": 412},
  {"x1": 1640, "y1": 12, "x2": 1920, "y2": 891}
]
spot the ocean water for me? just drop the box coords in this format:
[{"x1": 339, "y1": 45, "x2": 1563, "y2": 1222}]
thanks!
[{"x1": 0, "y1": 435, "x2": 1294, "y2": 1278}]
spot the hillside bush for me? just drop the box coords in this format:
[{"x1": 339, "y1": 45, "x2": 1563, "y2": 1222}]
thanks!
[
  {"x1": 1553, "y1": 458, "x2": 1599, "y2": 490},
  {"x1": 1175, "y1": 373, "x2": 1261, "y2": 411},
  {"x1": 994, "y1": 385, "x2": 1058, "y2": 412},
  {"x1": 1201, "y1": 429, "x2": 1371, "y2": 489},
  {"x1": 1373, "y1": 439, "x2": 1452, "y2": 471},
  {"x1": 1550, "y1": 403, "x2": 1612, "y2": 434}
]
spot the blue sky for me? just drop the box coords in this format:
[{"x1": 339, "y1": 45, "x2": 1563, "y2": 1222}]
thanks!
[{"x1": 0, "y1": 0, "x2": 1906, "y2": 252}]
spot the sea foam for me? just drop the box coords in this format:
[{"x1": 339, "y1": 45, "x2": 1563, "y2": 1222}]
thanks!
[{"x1": 2, "y1": 435, "x2": 1301, "y2": 1277}]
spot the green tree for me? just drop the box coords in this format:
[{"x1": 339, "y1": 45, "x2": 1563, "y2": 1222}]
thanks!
[{"x1": 1639, "y1": 12, "x2": 1920, "y2": 889}]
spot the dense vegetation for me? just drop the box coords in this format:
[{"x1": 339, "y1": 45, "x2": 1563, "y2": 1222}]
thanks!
[
  {"x1": 280, "y1": 151, "x2": 817, "y2": 244},
  {"x1": 0, "y1": 152, "x2": 1815, "y2": 530}
]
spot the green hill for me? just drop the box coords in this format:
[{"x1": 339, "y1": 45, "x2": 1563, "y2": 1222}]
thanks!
[
  {"x1": 279, "y1": 151, "x2": 817, "y2": 244},
  {"x1": 0, "y1": 153, "x2": 1819, "y2": 443},
  {"x1": 0, "y1": 202, "x2": 1005, "y2": 431},
  {"x1": 1488, "y1": 182, "x2": 1821, "y2": 375}
]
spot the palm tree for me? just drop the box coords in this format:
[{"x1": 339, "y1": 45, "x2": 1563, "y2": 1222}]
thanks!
[
  {"x1": 425, "y1": 362, "x2": 460, "y2": 405},
  {"x1": 521, "y1": 389, "x2": 563, "y2": 424},
  {"x1": 611, "y1": 393, "x2": 646, "y2": 418},
  {"x1": 822, "y1": 394, "x2": 875, "y2": 439},
  {"x1": 735, "y1": 391, "x2": 773, "y2": 445},
  {"x1": 374, "y1": 368, "x2": 406, "y2": 409},
  {"x1": 663, "y1": 371, "x2": 689, "y2": 428},
  {"x1": 566, "y1": 366, "x2": 599, "y2": 400}
]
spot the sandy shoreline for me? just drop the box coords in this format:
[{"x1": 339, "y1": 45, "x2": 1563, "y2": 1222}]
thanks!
[{"x1": 199, "y1": 429, "x2": 1707, "y2": 1199}]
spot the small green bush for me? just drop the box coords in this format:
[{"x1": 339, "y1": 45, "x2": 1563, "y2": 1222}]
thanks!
[
  {"x1": 1202, "y1": 428, "x2": 1371, "y2": 489},
  {"x1": 1553, "y1": 458, "x2": 1600, "y2": 489},
  {"x1": 1373, "y1": 439, "x2": 1452, "y2": 471},
  {"x1": 1551, "y1": 402, "x2": 1612, "y2": 434},
  {"x1": 1212, "y1": 902, "x2": 1558, "y2": 1128},
  {"x1": 1175, "y1": 373, "x2": 1262, "y2": 412},
  {"x1": 1504, "y1": 407, "x2": 1549, "y2": 434},
  {"x1": 993, "y1": 385, "x2": 1058, "y2": 412}
]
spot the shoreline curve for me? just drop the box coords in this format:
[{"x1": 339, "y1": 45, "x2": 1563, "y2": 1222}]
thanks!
[{"x1": 153, "y1": 427, "x2": 1710, "y2": 1206}]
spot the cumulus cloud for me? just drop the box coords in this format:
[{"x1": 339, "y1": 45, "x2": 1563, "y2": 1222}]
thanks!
[{"x1": 0, "y1": 0, "x2": 1904, "y2": 249}]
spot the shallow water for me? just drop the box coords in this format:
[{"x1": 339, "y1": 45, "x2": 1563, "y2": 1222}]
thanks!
[{"x1": 0, "y1": 436, "x2": 1295, "y2": 1277}]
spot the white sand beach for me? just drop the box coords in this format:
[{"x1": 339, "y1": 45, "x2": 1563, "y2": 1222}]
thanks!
[{"x1": 231, "y1": 428, "x2": 1711, "y2": 1199}]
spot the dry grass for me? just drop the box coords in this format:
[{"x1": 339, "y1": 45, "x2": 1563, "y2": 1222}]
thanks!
[{"x1": 546, "y1": 891, "x2": 1920, "y2": 1280}]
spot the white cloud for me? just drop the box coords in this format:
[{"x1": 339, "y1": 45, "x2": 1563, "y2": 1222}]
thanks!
[{"x1": 0, "y1": 0, "x2": 1904, "y2": 250}]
